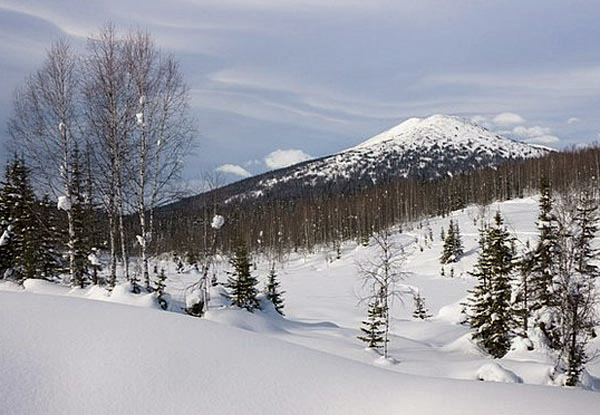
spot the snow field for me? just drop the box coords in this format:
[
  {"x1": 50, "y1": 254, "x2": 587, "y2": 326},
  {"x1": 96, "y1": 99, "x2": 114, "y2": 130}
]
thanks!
[{"x1": 1, "y1": 197, "x2": 600, "y2": 414}]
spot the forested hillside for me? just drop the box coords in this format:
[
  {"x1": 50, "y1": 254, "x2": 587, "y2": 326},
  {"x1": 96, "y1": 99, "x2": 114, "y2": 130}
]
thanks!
[{"x1": 155, "y1": 145, "x2": 600, "y2": 256}]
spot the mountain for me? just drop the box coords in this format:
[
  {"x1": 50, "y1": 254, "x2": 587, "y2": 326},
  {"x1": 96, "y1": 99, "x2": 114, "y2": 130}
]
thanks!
[{"x1": 178, "y1": 114, "x2": 550, "y2": 209}]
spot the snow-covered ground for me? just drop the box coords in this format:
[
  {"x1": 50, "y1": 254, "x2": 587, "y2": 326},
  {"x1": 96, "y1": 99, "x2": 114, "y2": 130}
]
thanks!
[{"x1": 2, "y1": 197, "x2": 600, "y2": 414}]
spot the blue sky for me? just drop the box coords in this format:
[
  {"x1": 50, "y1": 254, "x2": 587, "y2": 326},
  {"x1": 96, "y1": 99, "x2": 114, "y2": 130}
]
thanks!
[{"x1": 2, "y1": 1, "x2": 600, "y2": 187}]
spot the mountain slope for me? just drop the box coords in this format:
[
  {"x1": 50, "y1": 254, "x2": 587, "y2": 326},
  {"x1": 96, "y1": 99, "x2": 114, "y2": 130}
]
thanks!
[
  {"x1": 186, "y1": 115, "x2": 550, "y2": 208},
  {"x1": 283, "y1": 114, "x2": 548, "y2": 185}
]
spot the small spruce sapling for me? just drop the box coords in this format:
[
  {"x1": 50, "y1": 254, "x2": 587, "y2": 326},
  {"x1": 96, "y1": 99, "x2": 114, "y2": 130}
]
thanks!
[
  {"x1": 155, "y1": 268, "x2": 168, "y2": 310},
  {"x1": 265, "y1": 264, "x2": 285, "y2": 315},
  {"x1": 412, "y1": 293, "x2": 432, "y2": 320},
  {"x1": 226, "y1": 237, "x2": 260, "y2": 312},
  {"x1": 357, "y1": 298, "x2": 386, "y2": 350}
]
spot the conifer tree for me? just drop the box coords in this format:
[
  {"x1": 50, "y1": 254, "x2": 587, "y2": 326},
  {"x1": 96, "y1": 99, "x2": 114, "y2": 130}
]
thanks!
[
  {"x1": 466, "y1": 212, "x2": 516, "y2": 358},
  {"x1": 155, "y1": 268, "x2": 168, "y2": 310},
  {"x1": 34, "y1": 195, "x2": 62, "y2": 280},
  {"x1": 529, "y1": 177, "x2": 560, "y2": 311},
  {"x1": 554, "y1": 191, "x2": 599, "y2": 386},
  {"x1": 226, "y1": 237, "x2": 260, "y2": 312},
  {"x1": 440, "y1": 219, "x2": 464, "y2": 264},
  {"x1": 0, "y1": 156, "x2": 42, "y2": 281},
  {"x1": 412, "y1": 292, "x2": 432, "y2": 320},
  {"x1": 0, "y1": 162, "x2": 17, "y2": 277},
  {"x1": 265, "y1": 263, "x2": 285, "y2": 315},
  {"x1": 68, "y1": 144, "x2": 92, "y2": 288},
  {"x1": 357, "y1": 298, "x2": 386, "y2": 349}
]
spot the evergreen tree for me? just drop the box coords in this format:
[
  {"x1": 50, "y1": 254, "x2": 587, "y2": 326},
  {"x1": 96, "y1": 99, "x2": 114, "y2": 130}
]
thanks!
[
  {"x1": 0, "y1": 162, "x2": 17, "y2": 277},
  {"x1": 440, "y1": 219, "x2": 464, "y2": 264},
  {"x1": 554, "y1": 191, "x2": 599, "y2": 386},
  {"x1": 412, "y1": 292, "x2": 432, "y2": 320},
  {"x1": 0, "y1": 156, "x2": 42, "y2": 281},
  {"x1": 466, "y1": 212, "x2": 516, "y2": 358},
  {"x1": 226, "y1": 238, "x2": 260, "y2": 312},
  {"x1": 514, "y1": 177, "x2": 562, "y2": 348},
  {"x1": 68, "y1": 144, "x2": 92, "y2": 288},
  {"x1": 357, "y1": 298, "x2": 386, "y2": 349},
  {"x1": 265, "y1": 263, "x2": 285, "y2": 315},
  {"x1": 529, "y1": 177, "x2": 560, "y2": 311},
  {"x1": 155, "y1": 268, "x2": 169, "y2": 310},
  {"x1": 34, "y1": 195, "x2": 62, "y2": 280}
]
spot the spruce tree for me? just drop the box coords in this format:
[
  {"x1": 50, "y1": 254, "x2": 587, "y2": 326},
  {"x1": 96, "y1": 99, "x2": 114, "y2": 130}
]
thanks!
[
  {"x1": 440, "y1": 219, "x2": 464, "y2": 264},
  {"x1": 529, "y1": 177, "x2": 560, "y2": 311},
  {"x1": 34, "y1": 195, "x2": 62, "y2": 280},
  {"x1": 0, "y1": 162, "x2": 17, "y2": 277},
  {"x1": 412, "y1": 292, "x2": 432, "y2": 320},
  {"x1": 265, "y1": 263, "x2": 285, "y2": 315},
  {"x1": 155, "y1": 268, "x2": 168, "y2": 310},
  {"x1": 466, "y1": 212, "x2": 516, "y2": 358},
  {"x1": 554, "y1": 191, "x2": 599, "y2": 386},
  {"x1": 68, "y1": 144, "x2": 92, "y2": 288},
  {"x1": 0, "y1": 156, "x2": 42, "y2": 281},
  {"x1": 357, "y1": 298, "x2": 386, "y2": 349},
  {"x1": 226, "y1": 237, "x2": 260, "y2": 312}
]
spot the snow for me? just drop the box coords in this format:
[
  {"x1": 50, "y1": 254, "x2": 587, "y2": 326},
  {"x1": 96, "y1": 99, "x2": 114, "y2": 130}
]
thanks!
[
  {"x1": 477, "y1": 362, "x2": 523, "y2": 383},
  {"x1": 57, "y1": 195, "x2": 71, "y2": 211},
  {"x1": 1, "y1": 197, "x2": 600, "y2": 414},
  {"x1": 88, "y1": 252, "x2": 101, "y2": 266},
  {"x1": 0, "y1": 229, "x2": 9, "y2": 246},
  {"x1": 211, "y1": 214, "x2": 225, "y2": 229}
]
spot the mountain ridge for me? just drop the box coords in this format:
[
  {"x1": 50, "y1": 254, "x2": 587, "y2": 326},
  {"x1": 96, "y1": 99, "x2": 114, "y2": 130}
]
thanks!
[{"x1": 175, "y1": 114, "x2": 551, "y2": 210}]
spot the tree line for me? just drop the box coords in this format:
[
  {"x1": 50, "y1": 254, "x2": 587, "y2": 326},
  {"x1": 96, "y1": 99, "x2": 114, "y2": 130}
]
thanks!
[{"x1": 157, "y1": 144, "x2": 600, "y2": 259}]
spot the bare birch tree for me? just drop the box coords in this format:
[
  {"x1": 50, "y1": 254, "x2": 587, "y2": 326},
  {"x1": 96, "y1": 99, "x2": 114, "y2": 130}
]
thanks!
[
  {"x1": 357, "y1": 228, "x2": 406, "y2": 358},
  {"x1": 82, "y1": 23, "x2": 133, "y2": 288},
  {"x1": 123, "y1": 29, "x2": 194, "y2": 289},
  {"x1": 7, "y1": 39, "x2": 84, "y2": 285}
]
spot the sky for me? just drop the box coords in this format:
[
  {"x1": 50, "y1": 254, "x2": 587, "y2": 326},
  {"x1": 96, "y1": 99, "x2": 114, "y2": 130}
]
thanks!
[{"x1": 2, "y1": 1, "x2": 600, "y2": 188}]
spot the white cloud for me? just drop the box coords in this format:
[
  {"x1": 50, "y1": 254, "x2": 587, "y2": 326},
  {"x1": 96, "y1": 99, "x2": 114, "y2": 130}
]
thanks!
[
  {"x1": 492, "y1": 112, "x2": 525, "y2": 126},
  {"x1": 512, "y1": 125, "x2": 551, "y2": 138},
  {"x1": 511, "y1": 125, "x2": 560, "y2": 145},
  {"x1": 567, "y1": 117, "x2": 580, "y2": 125},
  {"x1": 215, "y1": 163, "x2": 251, "y2": 178},
  {"x1": 264, "y1": 149, "x2": 312, "y2": 170},
  {"x1": 526, "y1": 135, "x2": 560, "y2": 144}
]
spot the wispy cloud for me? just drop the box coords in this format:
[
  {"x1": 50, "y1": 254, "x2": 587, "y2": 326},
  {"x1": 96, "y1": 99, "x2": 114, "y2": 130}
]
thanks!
[
  {"x1": 264, "y1": 149, "x2": 312, "y2": 170},
  {"x1": 492, "y1": 112, "x2": 525, "y2": 126},
  {"x1": 215, "y1": 163, "x2": 251, "y2": 178}
]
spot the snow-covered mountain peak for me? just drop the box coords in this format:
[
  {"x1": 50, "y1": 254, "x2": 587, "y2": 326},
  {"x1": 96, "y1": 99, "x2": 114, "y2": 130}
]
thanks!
[
  {"x1": 354, "y1": 114, "x2": 520, "y2": 152},
  {"x1": 202, "y1": 114, "x2": 551, "y2": 204}
]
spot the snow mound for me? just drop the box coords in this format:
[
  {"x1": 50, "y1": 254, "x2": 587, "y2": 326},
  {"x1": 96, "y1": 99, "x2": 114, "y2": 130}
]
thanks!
[
  {"x1": 477, "y1": 362, "x2": 523, "y2": 384},
  {"x1": 3, "y1": 291, "x2": 599, "y2": 415},
  {"x1": 436, "y1": 300, "x2": 467, "y2": 324},
  {"x1": 440, "y1": 333, "x2": 487, "y2": 356}
]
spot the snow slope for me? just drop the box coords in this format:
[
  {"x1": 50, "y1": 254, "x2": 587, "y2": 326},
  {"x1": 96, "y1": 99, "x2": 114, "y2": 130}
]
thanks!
[
  {"x1": 2, "y1": 291, "x2": 599, "y2": 415},
  {"x1": 1, "y1": 197, "x2": 600, "y2": 414}
]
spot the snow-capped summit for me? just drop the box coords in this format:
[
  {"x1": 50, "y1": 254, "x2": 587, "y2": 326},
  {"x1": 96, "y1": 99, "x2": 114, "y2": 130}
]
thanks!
[
  {"x1": 183, "y1": 114, "x2": 551, "y2": 207},
  {"x1": 352, "y1": 114, "x2": 546, "y2": 158}
]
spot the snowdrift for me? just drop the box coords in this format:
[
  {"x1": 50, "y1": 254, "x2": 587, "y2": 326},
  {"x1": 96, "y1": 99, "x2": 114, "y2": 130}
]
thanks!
[{"x1": 1, "y1": 291, "x2": 599, "y2": 415}]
